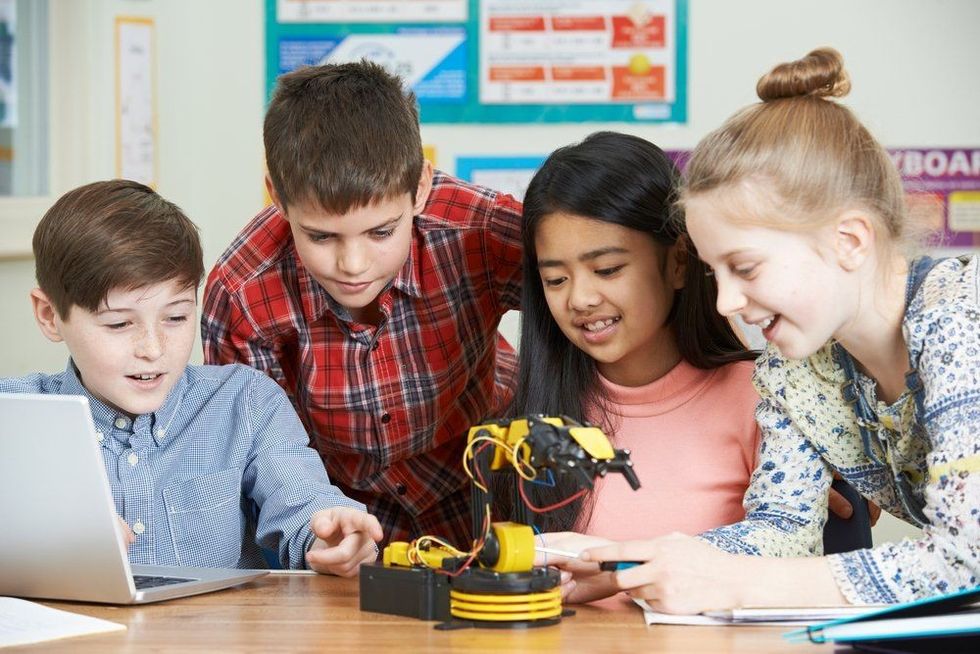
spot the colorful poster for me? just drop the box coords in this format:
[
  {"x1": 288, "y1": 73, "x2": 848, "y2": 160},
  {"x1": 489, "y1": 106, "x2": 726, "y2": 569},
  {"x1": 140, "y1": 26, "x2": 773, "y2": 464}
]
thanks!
[
  {"x1": 892, "y1": 148, "x2": 980, "y2": 247},
  {"x1": 277, "y1": 0, "x2": 467, "y2": 23},
  {"x1": 456, "y1": 156, "x2": 546, "y2": 200},
  {"x1": 277, "y1": 28, "x2": 466, "y2": 103},
  {"x1": 480, "y1": 0, "x2": 679, "y2": 119},
  {"x1": 266, "y1": 0, "x2": 688, "y2": 123}
]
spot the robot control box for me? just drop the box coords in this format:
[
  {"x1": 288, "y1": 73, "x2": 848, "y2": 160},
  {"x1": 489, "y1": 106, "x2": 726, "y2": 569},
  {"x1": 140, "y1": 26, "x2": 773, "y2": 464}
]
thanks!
[{"x1": 359, "y1": 562, "x2": 451, "y2": 621}]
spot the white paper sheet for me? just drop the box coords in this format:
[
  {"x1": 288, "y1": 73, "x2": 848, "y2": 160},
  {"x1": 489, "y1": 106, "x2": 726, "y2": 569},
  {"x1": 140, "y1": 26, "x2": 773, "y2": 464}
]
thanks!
[
  {"x1": 0, "y1": 597, "x2": 125, "y2": 647},
  {"x1": 634, "y1": 598, "x2": 883, "y2": 627}
]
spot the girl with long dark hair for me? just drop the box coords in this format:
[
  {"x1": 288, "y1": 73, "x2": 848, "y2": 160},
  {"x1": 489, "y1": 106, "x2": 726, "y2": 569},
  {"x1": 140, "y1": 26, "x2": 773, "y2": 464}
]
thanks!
[{"x1": 511, "y1": 131, "x2": 760, "y2": 603}]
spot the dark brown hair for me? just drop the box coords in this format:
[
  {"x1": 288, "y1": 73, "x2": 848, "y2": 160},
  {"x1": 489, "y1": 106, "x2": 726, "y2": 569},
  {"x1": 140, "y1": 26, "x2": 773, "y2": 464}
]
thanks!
[
  {"x1": 264, "y1": 60, "x2": 424, "y2": 214},
  {"x1": 33, "y1": 179, "x2": 204, "y2": 318}
]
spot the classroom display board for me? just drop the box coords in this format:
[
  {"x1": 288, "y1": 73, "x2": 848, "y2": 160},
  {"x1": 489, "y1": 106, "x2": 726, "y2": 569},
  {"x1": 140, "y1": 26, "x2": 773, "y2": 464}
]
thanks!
[
  {"x1": 456, "y1": 148, "x2": 980, "y2": 247},
  {"x1": 456, "y1": 156, "x2": 545, "y2": 200},
  {"x1": 265, "y1": 0, "x2": 688, "y2": 123},
  {"x1": 892, "y1": 148, "x2": 980, "y2": 247}
]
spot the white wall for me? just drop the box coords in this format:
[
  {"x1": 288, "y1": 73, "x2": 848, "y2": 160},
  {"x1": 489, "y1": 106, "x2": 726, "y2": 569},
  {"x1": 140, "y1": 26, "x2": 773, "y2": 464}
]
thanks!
[
  {"x1": 3, "y1": 0, "x2": 978, "y2": 544},
  {"x1": 0, "y1": 0, "x2": 265, "y2": 373}
]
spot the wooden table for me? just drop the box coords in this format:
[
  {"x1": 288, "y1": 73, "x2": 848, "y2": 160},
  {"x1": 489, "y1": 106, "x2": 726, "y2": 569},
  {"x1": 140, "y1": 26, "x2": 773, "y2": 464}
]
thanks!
[{"x1": 17, "y1": 573, "x2": 835, "y2": 653}]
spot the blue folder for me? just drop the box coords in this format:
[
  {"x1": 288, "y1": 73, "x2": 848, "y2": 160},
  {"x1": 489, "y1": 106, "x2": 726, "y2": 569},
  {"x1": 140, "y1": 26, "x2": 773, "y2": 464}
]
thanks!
[{"x1": 784, "y1": 585, "x2": 980, "y2": 653}]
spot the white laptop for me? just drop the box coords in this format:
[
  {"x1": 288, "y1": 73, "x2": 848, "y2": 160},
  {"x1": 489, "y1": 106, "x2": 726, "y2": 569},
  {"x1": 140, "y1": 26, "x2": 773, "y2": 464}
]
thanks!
[{"x1": 0, "y1": 393, "x2": 267, "y2": 604}]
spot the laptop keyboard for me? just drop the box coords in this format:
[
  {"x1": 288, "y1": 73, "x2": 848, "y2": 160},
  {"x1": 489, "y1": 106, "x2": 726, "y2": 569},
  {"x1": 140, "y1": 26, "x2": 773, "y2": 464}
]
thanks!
[{"x1": 133, "y1": 574, "x2": 198, "y2": 589}]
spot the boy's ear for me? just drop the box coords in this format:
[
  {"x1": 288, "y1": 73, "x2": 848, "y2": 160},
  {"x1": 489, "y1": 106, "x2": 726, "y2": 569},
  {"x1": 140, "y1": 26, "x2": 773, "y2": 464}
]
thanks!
[
  {"x1": 667, "y1": 238, "x2": 689, "y2": 290},
  {"x1": 412, "y1": 160, "x2": 434, "y2": 215},
  {"x1": 833, "y1": 209, "x2": 875, "y2": 272},
  {"x1": 265, "y1": 174, "x2": 284, "y2": 215},
  {"x1": 30, "y1": 288, "x2": 65, "y2": 343}
]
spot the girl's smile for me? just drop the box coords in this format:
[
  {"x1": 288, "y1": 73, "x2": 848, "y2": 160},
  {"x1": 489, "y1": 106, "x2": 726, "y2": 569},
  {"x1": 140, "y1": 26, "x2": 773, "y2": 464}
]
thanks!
[{"x1": 535, "y1": 212, "x2": 685, "y2": 387}]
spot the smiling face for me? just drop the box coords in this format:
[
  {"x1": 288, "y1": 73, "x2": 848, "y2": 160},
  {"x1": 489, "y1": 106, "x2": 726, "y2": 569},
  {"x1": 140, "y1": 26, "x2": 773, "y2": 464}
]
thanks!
[
  {"x1": 33, "y1": 279, "x2": 198, "y2": 418},
  {"x1": 684, "y1": 187, "x2": 856, "y2": 360},
  {"x1": 534, "y1": 212, "x2": 685, "y2": 386}
]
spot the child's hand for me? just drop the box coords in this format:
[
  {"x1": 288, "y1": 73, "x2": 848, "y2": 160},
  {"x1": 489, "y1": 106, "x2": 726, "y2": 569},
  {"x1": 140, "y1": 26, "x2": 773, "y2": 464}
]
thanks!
[
  {"x1": 581, "y1": 533, "x2": 740, "y2": 614},
  {"x1": 305, "y1": 508, "x2": 383, "y2": 577},
  {"x1": 828, "y1": 472, "x2": 882, "y2": 525},
  {"x1": 583, "y1": 533, "x2": 846, "y2": 613},
  {"x1": 116, "y1": 514, "x2": 135, "y2": 548},
  {"x1": 533, "y1": 531, "x2": 612, "y2": 572},
  {"x1": 534, "y1": 531, "x2": 621, "y2": 604}
]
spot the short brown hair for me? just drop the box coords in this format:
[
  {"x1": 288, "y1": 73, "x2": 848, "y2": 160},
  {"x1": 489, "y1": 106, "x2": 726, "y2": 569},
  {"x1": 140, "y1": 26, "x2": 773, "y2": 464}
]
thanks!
[
  {"x1": 33, "y1": 179, "x2": 204, "y2": 318},
  {"x1": 264, "y1": 60, "x2": 424, "y2": 214}
]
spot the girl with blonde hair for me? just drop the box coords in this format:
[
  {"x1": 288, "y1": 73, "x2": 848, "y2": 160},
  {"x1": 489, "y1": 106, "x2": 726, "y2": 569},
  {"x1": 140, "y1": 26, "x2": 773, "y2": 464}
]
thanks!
[{"x1": 547, "y1": 48, "x2": 979, "y2": 612}]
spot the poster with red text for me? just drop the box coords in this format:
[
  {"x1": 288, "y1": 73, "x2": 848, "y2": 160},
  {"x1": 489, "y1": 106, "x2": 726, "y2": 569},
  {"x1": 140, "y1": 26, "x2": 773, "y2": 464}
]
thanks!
[{"x1": 479, "y1": 0, "x2": 683, "y2": 121}]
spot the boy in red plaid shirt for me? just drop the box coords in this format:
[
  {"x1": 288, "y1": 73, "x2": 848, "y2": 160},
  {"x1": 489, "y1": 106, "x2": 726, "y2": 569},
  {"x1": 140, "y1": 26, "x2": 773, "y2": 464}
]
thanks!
[{"x1": 202, "y1": 61, "x2": 522, "y2": 549}]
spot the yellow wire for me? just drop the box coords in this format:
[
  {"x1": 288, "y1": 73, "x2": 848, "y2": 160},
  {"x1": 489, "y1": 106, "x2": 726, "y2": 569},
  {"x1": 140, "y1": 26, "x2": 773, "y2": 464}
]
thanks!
[
  {"x1": 463, "y1": 434, "x2": 507, "y2": 492},
  {"x1": 508, "y1": 436, "x2": 538, "y2": 480},
  {"x1": 423, "y1": 424, "x2": 551, "y2": 577},
  {"x1": 405, "y1": 505, "x2": 493, "y2": 569},
  {"x1": 463, "y1": 433, "x2": 538, "y2": 488}
]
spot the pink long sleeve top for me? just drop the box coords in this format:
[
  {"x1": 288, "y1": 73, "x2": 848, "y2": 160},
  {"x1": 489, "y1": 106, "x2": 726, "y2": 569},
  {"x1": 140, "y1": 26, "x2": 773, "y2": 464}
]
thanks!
[{"x1": 583, "y1": 359, "x2": 761, "y2": 540}]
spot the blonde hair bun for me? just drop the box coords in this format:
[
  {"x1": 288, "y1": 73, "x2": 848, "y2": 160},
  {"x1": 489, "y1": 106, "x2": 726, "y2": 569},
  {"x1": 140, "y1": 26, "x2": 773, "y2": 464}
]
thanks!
[{"x1": 756, "y1": 47, "x2": 851, "y2": 101}]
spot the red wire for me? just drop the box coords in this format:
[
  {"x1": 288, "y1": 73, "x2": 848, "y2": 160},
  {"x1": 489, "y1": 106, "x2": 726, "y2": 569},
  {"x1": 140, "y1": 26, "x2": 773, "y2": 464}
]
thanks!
[
  {"x1": 439, "y1": 439, "x2": 493, "y2": 578},
  {"x1": 473, "y1": 442, "x2": 493, "y2": 490},
  {"x1": 519, "y1": 479, "x2": 588, "y2": 513},
  {"x1": 456, "y1": 439, "x2": 588, "y2": 575},
  {"x1": 441, "y1": 505, "x2": 491, "y2": 577}
]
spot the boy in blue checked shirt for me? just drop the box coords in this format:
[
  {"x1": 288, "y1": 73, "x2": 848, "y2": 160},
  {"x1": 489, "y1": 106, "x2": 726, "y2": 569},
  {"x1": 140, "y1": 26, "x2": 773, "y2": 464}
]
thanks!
[
  {"x1": 0, "y1": 180, "x2": 382, "y2": 575},
  {"x1": 202, "y1": 61, "x2": 523, "y2": 548}
]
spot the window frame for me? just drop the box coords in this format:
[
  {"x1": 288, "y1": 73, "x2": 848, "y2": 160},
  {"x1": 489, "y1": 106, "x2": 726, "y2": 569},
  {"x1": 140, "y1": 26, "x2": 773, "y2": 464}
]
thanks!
[{"x1": 0, "y1": 0, "x2": 94, "y2": 260}]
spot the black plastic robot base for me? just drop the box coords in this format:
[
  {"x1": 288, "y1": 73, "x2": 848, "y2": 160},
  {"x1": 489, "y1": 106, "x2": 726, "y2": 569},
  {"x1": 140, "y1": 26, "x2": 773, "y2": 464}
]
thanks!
[
  {"x1": 359, "y1": 564, "x2": 575, "y2": 630},
  {"x1": 359, "y1": 562, "x2": 451, "y2": 621}
]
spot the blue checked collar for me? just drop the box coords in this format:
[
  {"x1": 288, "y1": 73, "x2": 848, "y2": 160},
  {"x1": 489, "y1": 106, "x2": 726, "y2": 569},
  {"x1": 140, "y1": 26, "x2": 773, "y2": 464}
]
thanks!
[{"x1": 60, "y1": 359, "x2": 188, "y2": 448}]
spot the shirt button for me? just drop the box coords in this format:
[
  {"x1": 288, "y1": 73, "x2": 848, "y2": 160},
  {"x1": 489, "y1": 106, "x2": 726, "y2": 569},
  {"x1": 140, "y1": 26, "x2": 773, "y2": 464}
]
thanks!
[
  {"x1": 381, "y1": 413, "x2": 391, "y2": 424},
  {"x1": 133, "y1": 521, "x2": 146, "y2": 535},
  {"x1": 395, "y1": 484, "x2": 407, "y2": 495},
  {"x1": 95, "y1": 431, "x2": 105, "y2": 443},
  {"x1": 372, "y1": 342, "x2": 380, "y2": 351},
  {"x1": 127, "y1": 452, "x2": 139, "y2": 466},
  {"x1": 155, "y1": 427, "x2": 166, "y2": 438},
  {"x1": 114, "y1": 417, "x2": 129, "y2": 429}
]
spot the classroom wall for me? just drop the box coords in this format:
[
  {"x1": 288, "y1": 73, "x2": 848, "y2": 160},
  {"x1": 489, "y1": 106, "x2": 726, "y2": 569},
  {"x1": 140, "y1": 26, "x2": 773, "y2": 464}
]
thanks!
[
  {"x1": 3, "y1": 0, "x2": 979, "y2": 545},
  {"x1": 0, "y1": 0, "x2": 265, "y2": 374}
]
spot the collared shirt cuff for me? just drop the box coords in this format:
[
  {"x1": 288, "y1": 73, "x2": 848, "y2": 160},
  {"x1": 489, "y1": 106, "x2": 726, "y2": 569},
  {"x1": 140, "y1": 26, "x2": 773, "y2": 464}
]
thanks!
[{"x1": 827, "y1": 552, "x2": 880, "y2": 605}]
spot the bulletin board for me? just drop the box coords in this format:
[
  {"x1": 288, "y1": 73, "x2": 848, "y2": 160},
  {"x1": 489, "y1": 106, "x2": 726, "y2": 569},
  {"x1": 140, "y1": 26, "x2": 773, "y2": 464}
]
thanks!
[
  {"x1": 265, "y1": 0, "x2": 688, "y2": 123},
  {"x1": 456, "y1": 155, "x2": 545, "y2": 200},
  {"x1": 891, "y1": 148, "x2": 980, "y2": 247}
]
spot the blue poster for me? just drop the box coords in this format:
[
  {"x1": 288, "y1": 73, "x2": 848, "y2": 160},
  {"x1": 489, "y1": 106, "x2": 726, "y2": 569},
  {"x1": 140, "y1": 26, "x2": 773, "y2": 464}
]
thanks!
[{"x1": 265, "y1": 0, "x2": 688, "y2": 124}]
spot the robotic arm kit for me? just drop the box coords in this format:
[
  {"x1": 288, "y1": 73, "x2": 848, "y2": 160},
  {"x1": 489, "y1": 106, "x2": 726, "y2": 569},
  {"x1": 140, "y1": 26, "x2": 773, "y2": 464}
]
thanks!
[{"x1": 359, "y1": 415, "x2": 640, "y2": 630}]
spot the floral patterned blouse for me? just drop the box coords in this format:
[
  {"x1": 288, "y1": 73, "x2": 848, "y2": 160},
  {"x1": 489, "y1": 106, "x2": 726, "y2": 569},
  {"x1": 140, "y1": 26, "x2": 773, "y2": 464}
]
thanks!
[{"x1": 699, "y1": 256, "x2": 980, "y2": 604}]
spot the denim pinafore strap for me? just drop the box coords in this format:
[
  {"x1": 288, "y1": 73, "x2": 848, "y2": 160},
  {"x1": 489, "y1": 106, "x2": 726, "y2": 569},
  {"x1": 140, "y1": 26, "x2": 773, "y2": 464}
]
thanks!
[{"x1": 833, "y1": 256, "x2": 939, "y2": 527}]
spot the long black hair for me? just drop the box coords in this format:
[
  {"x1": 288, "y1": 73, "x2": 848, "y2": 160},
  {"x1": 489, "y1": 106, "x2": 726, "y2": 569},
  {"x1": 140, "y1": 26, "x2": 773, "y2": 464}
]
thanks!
[{"x1": 508, "y1": 131, "x2": 757, "y2": 532}]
